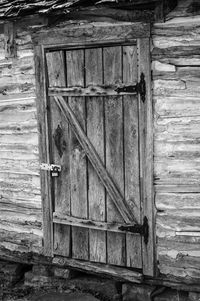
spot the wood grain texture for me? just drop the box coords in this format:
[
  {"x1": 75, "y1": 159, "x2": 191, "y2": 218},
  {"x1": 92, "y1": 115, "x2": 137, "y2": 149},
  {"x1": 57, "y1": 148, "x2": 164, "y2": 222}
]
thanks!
[
  {"x1": 33, "y1": 22, "x2": 150, "y2": 46},
  {"x1": 3, "y1": 247, "x2": 200, "y2": 291},
  {"x1": 3, "y1": 11, "x2": 200, "y2": 285},
  {"x1": 4, "y1": 21, "x2": 16, "y2": 58},
  {"x1": 53, "y1": 43, "x2": 142, "y2": 268},
  {"x1": 54, "y1": 223, "x2": 70, "y2": 257},
  {"x1": 154, "y1": 116, "x2": 200, "y2": 186},
  {"x1": 54, "y1": 95, "x2": 135, "y2": 224},
  {"x1": 138, "y1": 38, "x2": 154, "y2": 276},
  {"x1": 153, "y1": 16, "x2": 200, "y2": 281},
  {"x1": 0, "y1": 35, "x2": 43, "y2": 256},
  {"x1": 46, "y1": 51, "x2": 65, "y2": 87},
  {"x1": 104, "y1": 46, "x2": 126, "y2": 266},
  {"x1": 46, "y1": 51, "x2": 71, "y2": 257},
  {"x1": 53, "y1": 256, "x2": 143, "y2": 283},
  {"x1": 85, "y1": 48, "x2": 106, "y2": 263},
  {"x1": 53, "y1": 214, "x2": 138, "y2": 233},
  {"x1": 156, "y1": 193, "x2": 200, "y2": 211},
  {"x1": 35, "y1": 45, "x2": 52, "y2": 256},
  {"x1": 123, "y1": 45, "x2": 142, "y2": 268},
  {"x1": 66, "y1": 49, "x2": 89, "y2": 260}
]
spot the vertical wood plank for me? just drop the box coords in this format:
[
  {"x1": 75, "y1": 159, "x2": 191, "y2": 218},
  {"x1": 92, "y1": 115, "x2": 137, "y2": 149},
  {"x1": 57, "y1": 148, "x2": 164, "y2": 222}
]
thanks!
[
  {"x1": 66, "y1": 49, "x2": 89, "y2": 260},
  {"x1": 123, "y1": 45, "x2": 142, "y2": 268},
  {"x1": 46, "y1": 51, "x2": 71, "y2": 257},
  {"x1": 104, "y1": 46, "x2": 126, "y2": 266},
  {"x1": 54, "y1": 223, "x2": 70, "y2": 256},
  {"x1": 34, "y1": 45, "x2": 53, "y2": 256},
  {"x1": 46, "y1": 51, "x2": 65, "y2": 87},
  {"x1": 138, "y1": 38, "x2": 155, "y2": 276},
  {"x1": 85, "y1": 48, "x2": 106, "y2": 263}
]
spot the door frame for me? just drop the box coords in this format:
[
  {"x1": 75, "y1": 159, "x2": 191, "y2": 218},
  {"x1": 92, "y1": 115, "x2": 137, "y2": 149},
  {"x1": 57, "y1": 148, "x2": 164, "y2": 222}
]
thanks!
[{"x1": 34, "y1": 21, "x2": 155, "y2": 277}]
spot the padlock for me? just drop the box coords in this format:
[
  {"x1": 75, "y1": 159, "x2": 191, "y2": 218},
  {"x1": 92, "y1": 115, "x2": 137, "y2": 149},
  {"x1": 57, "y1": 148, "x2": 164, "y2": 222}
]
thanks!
[{"x1": 51, "y1": 166, "x2": 59, "y2": 177}]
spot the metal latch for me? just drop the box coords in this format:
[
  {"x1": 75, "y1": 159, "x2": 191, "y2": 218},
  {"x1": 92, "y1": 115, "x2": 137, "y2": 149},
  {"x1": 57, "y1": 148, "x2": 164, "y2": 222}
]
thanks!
[
  {"x1": 40, "y1": 163, "x2": 61, "y2": 177},
  {"x1": 118, "y1": 216, "x2": 149, "y2": 244},
  {"x1": 115, "y1": 72, "x2": 146, "y2": 102}
]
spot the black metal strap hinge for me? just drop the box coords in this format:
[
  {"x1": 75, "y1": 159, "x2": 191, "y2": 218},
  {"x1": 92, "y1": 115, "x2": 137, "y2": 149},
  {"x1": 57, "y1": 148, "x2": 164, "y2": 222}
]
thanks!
[
  {"x1": 118, "y1": 216, "x2": 149, "y2": 244},
  {"x1": 115, "y1": 72, "x2": 146, "y2": 102}
]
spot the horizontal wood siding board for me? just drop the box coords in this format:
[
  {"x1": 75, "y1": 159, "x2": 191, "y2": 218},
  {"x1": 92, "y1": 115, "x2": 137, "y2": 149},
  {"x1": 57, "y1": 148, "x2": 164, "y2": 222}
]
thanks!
[
  {"x1": 155, "y1": 185, "x2": 200, "y2": 193},
  {"x1": 155, "y1": 193, "x2": 200, "y2": 211},
  {"x1": 0, "y1": 26, "x2": 42, "y2": 256},
  {"x1": 33, "y1": 23, "x2": 150, "y2": 46},
  {"x1": 153, "y1": 17, "x2": 200, "y2": 281}
]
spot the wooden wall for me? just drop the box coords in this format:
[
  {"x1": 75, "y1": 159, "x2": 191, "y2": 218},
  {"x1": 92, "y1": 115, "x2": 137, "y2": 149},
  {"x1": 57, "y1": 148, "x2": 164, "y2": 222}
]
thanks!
[
  {"x1": 0, "y1": 26, "x2": 42, "y2": 256},
  {"x1": 152, "y1": 2, "x2": 200, "y2": 280},
  {"x1": 0, "y1": 0, "x2": 200, "y2": 284}
]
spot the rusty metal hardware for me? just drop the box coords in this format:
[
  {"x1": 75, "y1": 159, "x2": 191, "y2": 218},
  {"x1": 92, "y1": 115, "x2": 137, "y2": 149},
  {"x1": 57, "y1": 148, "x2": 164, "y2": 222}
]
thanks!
[
  {"x1": 40, "y1": 163, "x2": 61, "y2": 177},
  {"x1": 115, "y1": 72, "x2": 146, "y2": 102},
  {"x1": 118, "y1": 216, "x2": 149, "y2": 244}
]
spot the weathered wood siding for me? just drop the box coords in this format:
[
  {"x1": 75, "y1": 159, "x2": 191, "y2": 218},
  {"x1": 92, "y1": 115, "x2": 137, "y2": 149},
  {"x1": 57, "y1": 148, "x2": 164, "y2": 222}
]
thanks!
[
  {"x1": 0, "y1": 26, "x2": 42, "y2": 255},
  {"x1": 153, "y1": 7, "x2": 200, "y2": 280},
  {"x1": 0, "y1": 0, "x2": 200, "y2": 284}
]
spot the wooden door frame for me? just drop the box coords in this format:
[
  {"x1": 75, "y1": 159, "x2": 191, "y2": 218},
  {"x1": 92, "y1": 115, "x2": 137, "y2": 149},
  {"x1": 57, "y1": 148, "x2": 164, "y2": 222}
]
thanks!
[{"x1": 34, "y1": 21, "x2": 155, "y2": 278}]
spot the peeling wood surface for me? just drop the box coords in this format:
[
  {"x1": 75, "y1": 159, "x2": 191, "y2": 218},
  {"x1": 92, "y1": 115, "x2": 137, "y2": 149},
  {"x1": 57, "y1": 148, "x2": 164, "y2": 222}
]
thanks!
[
  {"x1": 0, "y1": 21, "x2": 42, "y2": 256},
  {"x1": 53, "y1": 214, "x2": 140, "y2": 234},
  {"x1": 53, "y1": 256, "x2": 143, "y2": 283},
  {"x1": 153, "y1": 5, "x2": 200, "y2": 281},
  {"x1": 0, "y1": 92, "x2": 42, "y2": 255},
  {"x1": 47, "y1": 39, "x2": 144, "y2": 270},
  {"x1": 1, "y1": 0, "x2": 200, "y2": 285},
  {"x1": 33, "y1": 22, "x2": 150, "y2": 46}
]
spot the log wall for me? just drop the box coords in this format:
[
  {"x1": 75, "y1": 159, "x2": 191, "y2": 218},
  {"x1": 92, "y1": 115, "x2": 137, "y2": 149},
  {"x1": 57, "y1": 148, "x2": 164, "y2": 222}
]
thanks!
[
  {"x1": 0, "y1": 0, "x2": 200, "y2": 284},
  {"x1": 0, "y1": 26, "x2": 42, "y2": 255},
  {"x1": 152, "y1": 2, "x2": 200, "y2": 280}
]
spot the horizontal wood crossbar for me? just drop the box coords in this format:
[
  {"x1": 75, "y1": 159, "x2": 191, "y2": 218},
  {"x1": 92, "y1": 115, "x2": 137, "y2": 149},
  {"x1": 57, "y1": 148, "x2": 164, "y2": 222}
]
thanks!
[
  {"x1": 33, "y1": 23, "x2": 150, "y2": 46},
  {"x1": 53, "y1": 256, "x2": 143, "y2": 283},
  {"x1": 53, "y1": 213, "x2": 138, "y2": 234},
  {"x1": 155, "y1": 185, "x2": 200, "y2": 193},
  {"x1": 53, "y1": 95, "x2": 136, "y2": 224},
  {"x1": 45, "y1": 40, "x2": 137, "y2": 52},
  {"x1": 48, "y1": 84, "x2": 138, "y2": 97}
]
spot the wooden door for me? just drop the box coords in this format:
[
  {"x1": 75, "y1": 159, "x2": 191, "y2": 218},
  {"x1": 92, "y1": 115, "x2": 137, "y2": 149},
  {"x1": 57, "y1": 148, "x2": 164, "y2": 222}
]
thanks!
[
  {"x1": 46, "y1": 44, "x2": 142, "y2": 268},
  {"x1": 36, "y1": 23, "x2": 153, "y2": 277}
]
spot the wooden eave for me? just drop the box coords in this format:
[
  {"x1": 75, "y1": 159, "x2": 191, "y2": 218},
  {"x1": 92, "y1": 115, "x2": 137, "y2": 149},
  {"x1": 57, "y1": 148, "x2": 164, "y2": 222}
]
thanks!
[{"x1": 0, "y1": 0, "x2": 178, "y2": 22}]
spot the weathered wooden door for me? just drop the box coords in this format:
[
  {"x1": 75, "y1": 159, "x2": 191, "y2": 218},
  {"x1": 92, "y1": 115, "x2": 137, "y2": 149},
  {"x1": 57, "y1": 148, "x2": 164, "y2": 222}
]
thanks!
[{"x1": 35, "y1": 22, "x2": 154, "y2": 277}]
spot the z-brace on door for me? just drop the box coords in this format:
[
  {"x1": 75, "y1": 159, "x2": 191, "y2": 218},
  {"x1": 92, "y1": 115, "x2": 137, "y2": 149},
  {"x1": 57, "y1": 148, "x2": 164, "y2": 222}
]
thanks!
[{"x1": 37, "y1": 24, "x2": 154, "y2": 277}]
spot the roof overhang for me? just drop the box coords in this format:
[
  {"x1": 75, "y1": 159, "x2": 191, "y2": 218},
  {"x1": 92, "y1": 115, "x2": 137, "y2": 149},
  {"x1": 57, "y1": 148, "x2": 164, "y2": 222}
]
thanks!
[{"x1": 0, "y1": 0, "x2": 178, "y2": 22}]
